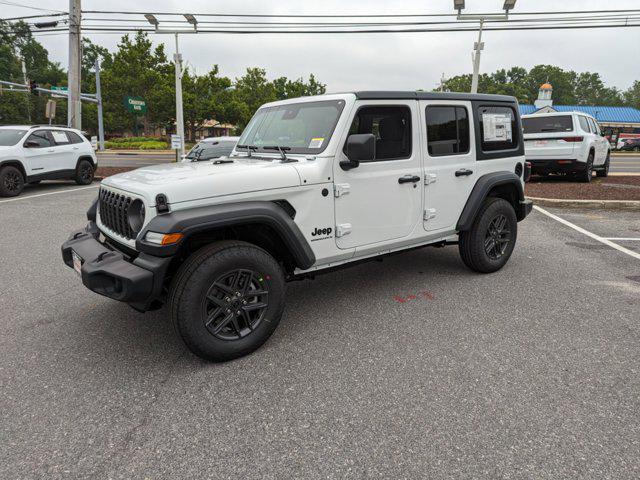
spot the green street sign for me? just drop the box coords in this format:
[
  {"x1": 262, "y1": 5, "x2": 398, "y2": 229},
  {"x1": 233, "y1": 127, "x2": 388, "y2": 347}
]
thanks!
[
  {"x1": 124, "y1": 96, "x2": 147, "y2": 114},
  {"x1": 51, "y1": 86, "x2": 68, "y2": 92}
]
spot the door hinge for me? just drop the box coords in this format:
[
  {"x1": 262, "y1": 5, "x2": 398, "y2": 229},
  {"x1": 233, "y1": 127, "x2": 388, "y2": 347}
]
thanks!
[
  {"x1": 423, "y1": 208, "x2": 437, "y2": 220},
  {"x1": 334, "y1": 183, "x2": 350, "y2": 198},
  {"x1": 336, "y1": 223, "x2": 352, "y2": 237},
  {"x1": 424, "y1": 173, "x2": 437, "y2": 185}
]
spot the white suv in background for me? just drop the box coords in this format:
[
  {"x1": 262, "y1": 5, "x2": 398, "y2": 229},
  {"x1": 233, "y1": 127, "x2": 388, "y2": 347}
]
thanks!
[
  {"x1": 0, "y1": 125, "x2": 97, "y2": 197},
  {"x1": 522, "y1": 111, "x2": 610, "y2": 182}
]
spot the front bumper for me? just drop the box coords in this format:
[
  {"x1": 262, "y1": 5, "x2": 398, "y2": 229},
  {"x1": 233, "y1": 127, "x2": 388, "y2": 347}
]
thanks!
[
  {"x1": 529, "y1": 159, "x2": 585, "y2": 174},
  {"x1": 61, "y1": 222, "x2": 171, "y2": 310}
]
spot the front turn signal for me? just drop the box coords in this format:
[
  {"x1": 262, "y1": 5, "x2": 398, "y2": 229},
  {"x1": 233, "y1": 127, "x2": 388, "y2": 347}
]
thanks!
[{"x1": 145, "y1": 231, "x2": 184, "y2": 245}]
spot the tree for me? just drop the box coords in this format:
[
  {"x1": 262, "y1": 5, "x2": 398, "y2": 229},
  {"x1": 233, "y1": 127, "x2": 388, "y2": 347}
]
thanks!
[{"x1": 623, "y1": 80, "x2": 640, "y2": 110}]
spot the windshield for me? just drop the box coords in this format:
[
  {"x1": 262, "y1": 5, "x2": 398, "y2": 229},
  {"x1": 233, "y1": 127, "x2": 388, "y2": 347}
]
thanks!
[
  {"x1": 186, "y1": 140, "x2": 237, "y2": 160},
  {"x1": 238, "y1": 99, "x2": 345, "y2": 154},
  {"x1": 522, "y1": 115, "x2": 573, "y2": 134},
  {"x1": 0, "y1": 129, "x2": 27, "y2": 146}
]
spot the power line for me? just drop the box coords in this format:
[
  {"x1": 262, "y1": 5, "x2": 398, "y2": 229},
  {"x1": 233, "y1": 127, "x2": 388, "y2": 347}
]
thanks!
[{"x1": 0, "y1": 0, "x2": 65, "y2": 14}]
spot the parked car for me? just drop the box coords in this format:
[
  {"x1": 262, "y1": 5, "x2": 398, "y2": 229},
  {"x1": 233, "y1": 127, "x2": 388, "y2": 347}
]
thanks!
[
  {"x1": 0, "y1": 125, "x2": 97, "y2": 197},
  {"x1": 62, "y1": 91, "x2": 532, "y2": 362},
  {"x1": 618, "y1": 138, "x2": 640, "y2": 152},
  {"x1": 183, "y1": 136, "x2": 239, "y2": 162},
  {"x1": 522, "y1": 111, "x2": 610, "y2": 182}
]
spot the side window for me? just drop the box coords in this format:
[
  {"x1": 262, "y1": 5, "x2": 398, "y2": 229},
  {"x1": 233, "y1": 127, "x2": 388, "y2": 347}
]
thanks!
[
  {"x1": 587, "y1": 118, "x2": 597, "y2": 134},
  {"x1": 578, "y1": 116, "x2": 590, "y2": 132},
  {"x1": 477, "y1": 106, "x2": 518, "y2": 152},
  {"x1": 25, "y1": 131, "x2": 52, "y2": 148},
  {"x1": 425, "y1": 106, "x2": 469, "y2": 156},
  {"x1": 346, "y1": 105, "x2": 412, "y2": 161},
  {"x1": 50, "y1": 130, "x2": 70, "y2": 145},
  {"x1": 66, "y1": 131, "x2": 84, "y2": 144}
]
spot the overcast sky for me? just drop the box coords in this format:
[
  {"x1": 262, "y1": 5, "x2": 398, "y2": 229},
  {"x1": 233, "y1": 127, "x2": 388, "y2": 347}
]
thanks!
[{"x1": 6, "y1": 0, "x2": 640, "y2": 93}]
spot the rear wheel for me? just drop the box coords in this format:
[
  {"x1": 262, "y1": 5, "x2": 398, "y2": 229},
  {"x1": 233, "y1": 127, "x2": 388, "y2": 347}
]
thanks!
[
  {"x1": 170, "y1": 240, "x2": 286, "y2": 362},
  {"x1": 459, "y1": 197, "x2": 518, "y2": 273},
  {"x1": 596, "y1": 151, "x2": 610, "y2": 178},
  {"x1": 577, "y1": 151, "x2": 594, "y2": 183},
  {"x1": 74, "y1": 159, "x2": 95, "y2": 185},
  {"x1": 0, "y1": 165, "x2": 25, "y2": 197}
]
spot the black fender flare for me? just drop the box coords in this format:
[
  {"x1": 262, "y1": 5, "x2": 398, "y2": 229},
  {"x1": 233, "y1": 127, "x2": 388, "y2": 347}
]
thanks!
[
  {"x1": 456, "y1": 172, "x2": 525, "y2": 231},
  {"x1": 136, "y1": 201, "x2": 316, "y2": 269},
  {"x1": 0, "y1": 159, "x2": 27, "y2": 179}
]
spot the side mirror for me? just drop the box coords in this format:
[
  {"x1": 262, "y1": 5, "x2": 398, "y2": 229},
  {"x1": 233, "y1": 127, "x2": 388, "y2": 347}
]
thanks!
[
  {"x1": 341, "y1": 133, "x2": 375, "y2": 170},
  {"x1": 24, "y1": 140, "x2": 40, "y2": 148}
]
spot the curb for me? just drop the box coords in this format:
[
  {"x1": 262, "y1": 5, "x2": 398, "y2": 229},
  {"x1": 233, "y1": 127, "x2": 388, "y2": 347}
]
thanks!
[{"x1": 527, "y1": 196, "x2": 640, "y2": 211}]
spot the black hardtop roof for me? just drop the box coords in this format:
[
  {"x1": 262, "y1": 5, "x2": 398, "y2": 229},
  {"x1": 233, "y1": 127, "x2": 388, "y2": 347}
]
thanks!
[{"x1": 354, "y1": 91, "x2": 517, "y2": 103}]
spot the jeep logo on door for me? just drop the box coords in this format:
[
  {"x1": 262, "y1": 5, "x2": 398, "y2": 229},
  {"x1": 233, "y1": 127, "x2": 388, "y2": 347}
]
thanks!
[{"x1": 310, "y1": 227, "x2": 333, "y2": 241}]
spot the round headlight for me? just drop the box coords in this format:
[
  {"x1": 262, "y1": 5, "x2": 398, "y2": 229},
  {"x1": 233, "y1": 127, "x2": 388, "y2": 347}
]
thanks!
[{"x1": 127, "y1": 199, "x2": 145, "y2": 234}]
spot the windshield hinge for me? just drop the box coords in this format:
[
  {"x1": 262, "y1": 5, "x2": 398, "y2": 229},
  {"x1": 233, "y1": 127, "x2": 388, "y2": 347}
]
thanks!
[{"x1": 334, "y1": 183, "x2": 350, "y2": 198}]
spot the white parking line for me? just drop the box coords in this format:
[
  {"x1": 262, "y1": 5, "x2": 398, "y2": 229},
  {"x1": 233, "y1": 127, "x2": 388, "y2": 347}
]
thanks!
[
  {"x1": 533, "y1": 205, "x2": 640, "y2": 260},
  {"x1": 0, "y1": 184, "x2": 99, "y2": 204},
  {"x1": 604, "y1": 237, "x2": 640, "y2": 241}
]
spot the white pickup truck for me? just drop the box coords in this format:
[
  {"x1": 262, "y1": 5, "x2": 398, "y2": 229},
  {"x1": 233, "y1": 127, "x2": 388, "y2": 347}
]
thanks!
[{"x1": 522, "y1": 111, "x2": 610, "y2": 182}]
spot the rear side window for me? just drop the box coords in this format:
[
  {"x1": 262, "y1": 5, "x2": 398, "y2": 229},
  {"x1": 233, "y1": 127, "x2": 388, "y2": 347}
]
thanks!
[
  {"x1": 66, "y1": 131, "x2": 84, "y2": 144},
  {"x1": 425, "y1": 106, "x2": 469, "y2": 156},
  {"x1": 478, "y1": 106, "x2": 518, "y2": 152},
  {"x1": 25, "y1": 131, "x2": 52, "y2": 148},
  {"x1": 522, "y1": 115, "x2": 573, "y2": 134},
  {"x1": 587, "y1": 118, "x2": 597, "y2": 133},
  {"x1": 578, "y1": 116, "x2": 590, "y2": 132},
  {"x1": 347, "y1": 105, "x2": 412, "y2": 161}
]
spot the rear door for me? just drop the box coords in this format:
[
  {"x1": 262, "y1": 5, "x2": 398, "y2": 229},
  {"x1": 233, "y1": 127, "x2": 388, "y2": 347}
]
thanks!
[
  {"x1": 522, "y1": 115, "x2": 575, "y2": 158},
  {"x1": 420, "y1": 100, "x2": 476, "y2": 232}
]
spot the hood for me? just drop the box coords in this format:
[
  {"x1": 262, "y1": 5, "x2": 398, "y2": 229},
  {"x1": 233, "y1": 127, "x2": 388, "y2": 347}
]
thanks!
[{"x1": 101, "y1": 157, "x2": 302, "y2": 205}]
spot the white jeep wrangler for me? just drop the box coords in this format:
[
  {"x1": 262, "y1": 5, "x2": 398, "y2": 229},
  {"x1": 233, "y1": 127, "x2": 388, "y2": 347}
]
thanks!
[{"x1": 62, "y1": 91, "x2": 532, "y2": 362}]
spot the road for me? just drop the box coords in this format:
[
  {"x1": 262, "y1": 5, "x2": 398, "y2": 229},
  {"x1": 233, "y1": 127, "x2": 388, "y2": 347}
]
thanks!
[
  {"x1": 1, "y1": 184, "x2": 639, "y2": 479},
  {"x1": 96, "y1": 151, "x2": 640, "y2": 173}
]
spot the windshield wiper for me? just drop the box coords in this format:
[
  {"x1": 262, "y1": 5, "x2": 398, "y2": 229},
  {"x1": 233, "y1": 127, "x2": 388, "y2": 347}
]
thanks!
[
  {"x1": 263, "y1": 145, "x2": 297, "y2": 163},
  {"x1": 236, "y1": 144, "x2": 257, "y2": 157}
]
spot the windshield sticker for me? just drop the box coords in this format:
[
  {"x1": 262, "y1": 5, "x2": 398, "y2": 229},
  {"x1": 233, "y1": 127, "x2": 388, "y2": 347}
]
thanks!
[
  {"x1": 482, "y1": 113, "x2": 512, "y2": 142},
  {"x1": 308, "y1": 137, "x2": 324, "y2": 149}
]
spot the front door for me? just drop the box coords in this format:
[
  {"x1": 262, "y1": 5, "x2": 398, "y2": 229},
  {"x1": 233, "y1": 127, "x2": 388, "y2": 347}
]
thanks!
[
  {"x1": 22, "y1": 130, "x2": 56, "y2": 175},
  {"x1": 420, "y1": 100, "x2": 477, "y2": 232},
  {"x1": 333, "y1": 102, "x2": 422, "y2": 249}
]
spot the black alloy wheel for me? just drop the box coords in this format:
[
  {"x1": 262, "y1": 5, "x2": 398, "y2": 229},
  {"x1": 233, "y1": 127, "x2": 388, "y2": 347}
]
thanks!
[
  {"x1": 484, "y1": 214, "x2": 511, "y2": 260},
  {"x1": 202, "y1": 269, "x2": 269, "y2": 341},
  {"x1": 4, "y1": 170, "x2": 22, "y2": 192},
  {"x1": 0, "y1": 166, "x2": 25, "y2": 197}
]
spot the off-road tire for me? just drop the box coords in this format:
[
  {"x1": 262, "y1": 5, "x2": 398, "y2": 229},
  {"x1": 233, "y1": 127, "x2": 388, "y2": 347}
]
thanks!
[
  {"x1": 578, "y1": 151, "x2": 594, "y2": 183},
  {"x1": 0, "y1": 165, "x2": 25, "y2": 197},
  {"x1": 169, "y1": 240, "x2": 286, "y2": 362},
  {"x1": 596, "y1": 151, "x2": 610, "y2": 178},
  {"x1": 74, "y1": 159, "x2": 95, "y2": 185},
  {"x1": 459, "y1": 197, "x2": 518, "y2": 273}
]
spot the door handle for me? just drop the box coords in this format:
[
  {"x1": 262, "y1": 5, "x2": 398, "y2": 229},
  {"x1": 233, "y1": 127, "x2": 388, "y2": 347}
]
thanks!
[
  {"x1": 455, "y1": 169, "x2": 473, "y2": 177},
  {"x1": 398, "y1": 174, "x2": 421, "y2": 184}
]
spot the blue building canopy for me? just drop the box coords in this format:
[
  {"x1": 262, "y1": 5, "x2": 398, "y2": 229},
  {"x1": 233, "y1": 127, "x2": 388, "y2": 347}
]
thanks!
[{"x1": 519, "y1": 104, "x2": 640, "y2": 124}]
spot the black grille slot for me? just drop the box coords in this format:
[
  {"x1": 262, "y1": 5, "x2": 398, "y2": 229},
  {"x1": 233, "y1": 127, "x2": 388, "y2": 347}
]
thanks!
[{"x1": 99, "y1": 188, "x2": 134, "y2": 239}]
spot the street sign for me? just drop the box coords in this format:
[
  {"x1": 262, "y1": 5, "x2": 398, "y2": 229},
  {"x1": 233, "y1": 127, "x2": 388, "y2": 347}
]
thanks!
[
  {"x1": 51, "y1": 86, "x2": 68, "y2": 98},
  {"x1": 90, "y1": 136, "x2": 98, "y2": 149},
  {"x1": 171, "y1": 134, "x2": 182, "y2": 150},
  {"x1": 124, "y1": 96, "x2": 147, "y2": 114},
  {"x1": 45, "y1": 100, "x2": 56, "y2": 122}
]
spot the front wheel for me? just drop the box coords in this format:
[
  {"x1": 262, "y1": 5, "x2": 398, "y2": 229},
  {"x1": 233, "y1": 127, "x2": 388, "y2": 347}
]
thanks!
[
  {"x1": 459, "y1": 197, "x2": 518, "y2": 273},
  {"x1": 169, "y1": 240, "x2": 286, "y2": 362},
  {"x1": 0, "y1": 165, "x2": 25, "y2": 197}
]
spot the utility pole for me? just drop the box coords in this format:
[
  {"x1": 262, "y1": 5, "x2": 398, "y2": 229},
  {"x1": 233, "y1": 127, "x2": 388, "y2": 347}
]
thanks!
[
  {"x1": 21, "y1": 58, "x2": 31, "y2": 122},
  {"x1": 95, "y1": 59, "x2": 105, "y2": 151},
  {"x1": 68, "y1": 0, "x2": 82, "y2": 129},
  {"x1": 174, "y1": 33, "x2": 185, "y2": 157},
  {"x1": 470, "y1": 19, "x2": 484, "y2": 94}
]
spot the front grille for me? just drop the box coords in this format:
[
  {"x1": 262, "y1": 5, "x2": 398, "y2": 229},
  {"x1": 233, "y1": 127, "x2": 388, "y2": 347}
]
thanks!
[{"x1": 99, "y1": 188, "x2": 134, "y2": 239}]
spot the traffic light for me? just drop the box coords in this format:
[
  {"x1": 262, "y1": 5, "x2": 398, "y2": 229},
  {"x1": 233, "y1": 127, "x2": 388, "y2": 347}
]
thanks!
[{"x1": 29, "y1": 80, "x2": 38, "y2": 95}]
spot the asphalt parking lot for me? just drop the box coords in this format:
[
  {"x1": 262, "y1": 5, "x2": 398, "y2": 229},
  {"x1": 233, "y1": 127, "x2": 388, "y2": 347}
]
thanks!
[{"x1": 1, "y1": 184, "x2": 639, "y2": 479}]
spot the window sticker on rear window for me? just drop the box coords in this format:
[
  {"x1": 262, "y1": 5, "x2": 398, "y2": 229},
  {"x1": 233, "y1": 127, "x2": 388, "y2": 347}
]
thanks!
[{"x1": 482, "y1": 113, "x2": 512, "y2": 142}]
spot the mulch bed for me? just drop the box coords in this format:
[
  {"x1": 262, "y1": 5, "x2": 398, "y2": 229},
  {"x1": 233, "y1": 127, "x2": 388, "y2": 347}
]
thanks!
[
  {"x1": 525, "y1": 176, "x2": 640, "y2": 200},
  {"x1": 97, "y1": 166, "x2": 640, "y2": 201}
]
